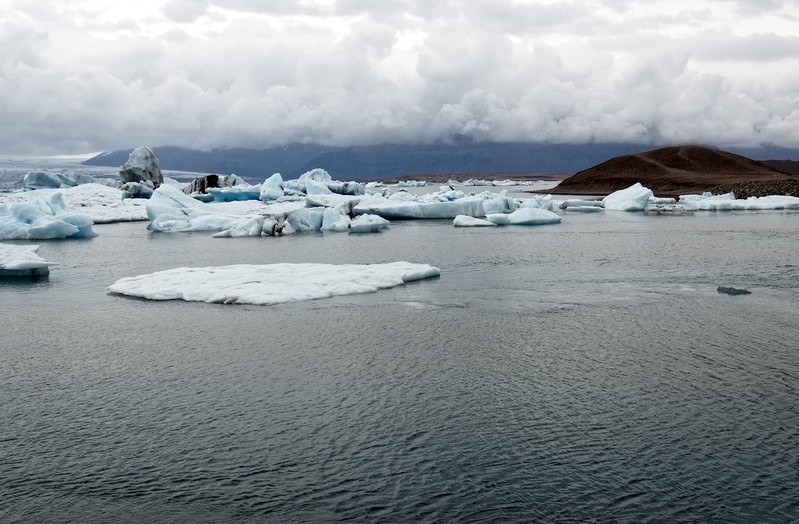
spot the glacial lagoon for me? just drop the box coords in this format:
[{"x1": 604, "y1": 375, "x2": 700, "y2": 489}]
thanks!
[{"x1": 2, "y1": 171, "x2": 799, "y2": 522}]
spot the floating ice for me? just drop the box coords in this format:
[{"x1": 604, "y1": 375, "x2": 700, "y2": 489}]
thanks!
[
  {"x1": 453, "y1": 215, "x2": 497, "y2": 227},
  {"x1": 486, "y1": 207, "x2": 562, "y2": 225},
  {"x1": 520, "y1": 194, "x2": 556, "y2": 212},
  {"x1": 354, "y1": 195, "x2": 486, "y2": 219},
  {"x1": 281, "y1": 168, "x2": 365, "y2": 196},
  {"x1": 349, "y1": 214, "x2": 390, "y2": 233},
  {"x1": 602, "y1": 183, "x2": 654, "y2": 211},
  {"x1": 207, "y1": 184, "x2": 263, "y2": 202},
  {"x1": 108, "y1": 262, "x2": 440, "y2": 305},
  {"x1": 0, "y1": 193, "x2": 95, "y2": 240},
  {"x1": 147, "y1": 184, "x2": 278, "y2": 233},
  {"x1": 558, "y1": 199, "x2": 604, "y2": 210},
  {"x1": 23, "y1": 171, "x2": 97, "y2": 190},
  {"x1": 260, "y1": 173, "x2": 284, "y2": 201},
  {"x1": 119, "y1": 146, "x2": 163, "y2": 187},
  {"x1": 679, "y1": 193, "x2": 799, "y2": 211},
  {"x1": 0, "y1": 243, "x2": 53, "y2": 277},
  {"x1": 0, "y1": 183, "x2": 148, "y2": 223}
]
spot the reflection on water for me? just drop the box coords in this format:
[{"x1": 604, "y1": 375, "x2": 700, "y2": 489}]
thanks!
[{"x1": 2, "y1": 211, "x2": 799, "y2": 522}]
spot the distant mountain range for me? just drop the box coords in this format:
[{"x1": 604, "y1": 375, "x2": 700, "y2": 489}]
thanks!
[{"x1": 82, "y1": 141, "x2": 799, "y2": 182}]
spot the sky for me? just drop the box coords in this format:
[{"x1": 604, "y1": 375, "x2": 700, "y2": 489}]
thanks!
[{"x1": 1, "y1": 0, "x2": 798, "y2": 154}]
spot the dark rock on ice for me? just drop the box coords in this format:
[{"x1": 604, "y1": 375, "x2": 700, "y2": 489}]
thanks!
[{"x1": 717, "y1": 286, "x2": 752, "y2": 296}]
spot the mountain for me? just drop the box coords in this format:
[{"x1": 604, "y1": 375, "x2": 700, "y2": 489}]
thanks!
[
  {"x1": 550, "y1": 145, "x2": 798, "y2": 196},
  {"x1": 83, "y1": 142, "x2": 799, "y2": 183}
]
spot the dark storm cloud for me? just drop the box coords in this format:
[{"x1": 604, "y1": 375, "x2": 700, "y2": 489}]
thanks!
[{"x1": 0, "y1": 0, "x2": 798, "y2": 154}]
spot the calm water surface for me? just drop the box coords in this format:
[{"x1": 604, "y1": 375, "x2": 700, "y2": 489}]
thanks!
[{"x1": 2, "y1": 210, "x2": 798, "y2": 522}]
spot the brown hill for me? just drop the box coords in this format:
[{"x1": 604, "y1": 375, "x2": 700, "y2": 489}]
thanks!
[
  {"x1": 551, "y1": 145, "x2": 797, "y2": 196},
  {"x1": 762, "y1": 159, "x2": 799, "y2": 176}
]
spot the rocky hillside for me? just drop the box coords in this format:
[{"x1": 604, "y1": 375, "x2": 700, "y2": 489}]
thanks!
[{"x1": 551, "y1": 145, "x2": 798, "y2": 196}]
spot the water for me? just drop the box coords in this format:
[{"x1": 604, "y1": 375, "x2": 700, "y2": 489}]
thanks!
[{"x1": 2, "y1": 211, "x2": 799, "y2": 522}]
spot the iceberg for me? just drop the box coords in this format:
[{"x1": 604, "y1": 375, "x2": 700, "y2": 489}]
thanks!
[
  {"x1": 453, "y1": 215, "x2": 497, "y2": 227},
  {"x1": 23, "y1": 171, "x2": 97, "y2": 189},
  {"x1": 353, "y1": 195, "x2": 486, "y2": 219},
  {"x1": 260, "y1": 173, "x2": 284, "y2": 201},
  {"x1": 0, "y1": 183, "x2": 148, "y2": 223},
  {"x1": 486, "y1": 207, "x2": 561, "y2": 226},
  {"x1": 0, "y1": 243, "x2": 53, "y2": 277},
  {"x1": 679, "y1": 192, "x2": 799, "y2": 211},
  {"x1": 282, "y1": 168, "x2": 365, "y2": 196},
  {"x1": 119, "y1": 146, "x2": 163, "y2": 187},
  {"x1": 558, "y1": 199, "x2": 604, "y2": 210},
  {"x1": 207, "y1": 184, "x2": 263, "y2": 202},
  {"x1": 602, "y1": 183, "x2": 654, "y2": 211},
  {"x1": 520, "y1": 194, "x2": 556, "y2": 212},
  {"x1": 0, "y1": 193, "x2": 95, "y2": 240},
  {"x1": 108, "y1": 262, "x2": 441, "y2": 305}
]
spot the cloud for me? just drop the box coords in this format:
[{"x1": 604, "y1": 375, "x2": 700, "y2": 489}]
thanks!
[{"x1": 0, "y1": 0, "x2": 798, "y2": 154}]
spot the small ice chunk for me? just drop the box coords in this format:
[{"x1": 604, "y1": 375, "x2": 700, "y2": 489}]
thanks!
[
  {"x1": 453, "y1": 215, "x2": 497, "y2": 227},
  {"x1": 349, "y1": 214, "x2": 389, "y2": 233},
  {"x1": 486, "y1": 207, "x2": 561, "y2": 225},
  {"x1": 0, "y1": 243, "x2": 54, "y2": 276}
]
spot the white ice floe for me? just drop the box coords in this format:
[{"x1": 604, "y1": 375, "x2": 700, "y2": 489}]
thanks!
[
  {"x1": 148, "y1": 185, "x2": 274, "y2": 234},
  {"x1": 147, "y1": 185, "x2": 368, "y2": 236},
  {"x1": 108, "y1": 262, "x2": 440, "y2": 305},
  {"x1": 0, "y1": 193, "x2": 96, "y2": 240},
  {"x1": 453, "y1": 215, "x2": 497, "y2": 227},
  {"x1": 354, "y1": 195, "x2": 487, "y2": 219},
  {"x1": 679, "y1": 192, "x2": 799, "y2": 211},
  {"x1": 558, "y1": 199, "x2": 604, "y2": 210},
  {"x1": 0, "y1": 243, "x2": 53, "y2": 276},
  {"x1": 353, "y1": 187, "x2": 516, "y2": 220},
  {"x1": 284, "y1": 205, "x2": 388, "y2": 233},
  {"x1": 486, "y1": 207, "x2": 562, "y2": 225},
  {"x1": 0, "y1": 183, "x2": 149, "y2": 223},
  {"x1": 519, "y1": 194, "x2": 557, "y2": 212},
  {"x1": 602, "y1": 183, "x2": 654, "y2": 211}
]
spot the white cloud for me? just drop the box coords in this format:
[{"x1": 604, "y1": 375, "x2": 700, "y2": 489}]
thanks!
[{"x1": 0, "y1": 0, "x2": 798, "y2": 153}]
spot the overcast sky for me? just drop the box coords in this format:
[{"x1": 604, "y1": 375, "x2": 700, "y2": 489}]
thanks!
[{"x1": 2, "y1": 0, "x2": 798, "y2": 154}]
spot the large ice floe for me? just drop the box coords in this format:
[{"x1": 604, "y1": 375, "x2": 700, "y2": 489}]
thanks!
[
  {"x1": 599, "y1": 184, "x2": 799, "y2": 212},
  {"x1": 108, "y1": 262, "x2": 440, "y2": 305},
  {"x1": 0, "y1": 193, "x2": 95, "y2": 240},
  {"x1": 0, "y1": 183, "x2": 148, "y2": 223},
  {"x1": 0, "y1": 243, "x2": 53, "y2": 277},
  {"x1": 679, "y1": 192, "x2": 799, "y2": 210},
  {"x1": 186, "y1": 168, "x2": 366, "y2": 203},
  {"x1": 485, "y1": 207, "x2": 562, "y2": 225},
  {"x1": 353, "y1": 187, "x2": 516, "y2": 219}
]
